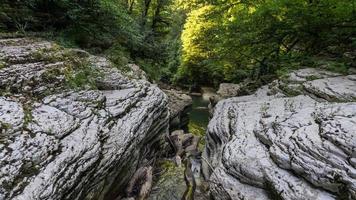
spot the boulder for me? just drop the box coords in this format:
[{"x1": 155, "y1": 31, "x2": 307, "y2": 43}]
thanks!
[
  {"x1": 164, "y1": 89, "x2": 192, "y2": 131},
  {"x1": 169, "y1": 130, "x2": 200, "y2": 158},
  {"x1": 217, "y1": 83, "x2": 241, "y2": 98},
  {"x1": 201, "y1": 87, "x2": 216, "y2": 101},
  {"x1": 0, "y1": 38, "x2": 169, "y2": 200},
  {"x1": 204, "y1": 69, "x2": 356, "y2": 200}
]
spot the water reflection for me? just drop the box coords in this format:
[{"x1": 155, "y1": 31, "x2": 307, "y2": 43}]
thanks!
[{"x1": 189, "y1": 96, "x2": 210, "y2": 128}]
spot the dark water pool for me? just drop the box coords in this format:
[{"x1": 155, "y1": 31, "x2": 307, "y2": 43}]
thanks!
[{"x1": 189, "y1": 96, "x2": 210, "y2": 128}]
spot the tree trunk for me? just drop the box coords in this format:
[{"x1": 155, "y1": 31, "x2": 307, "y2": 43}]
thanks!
[{"x1": 141, "y1": 0, "x2": 151, "y2": 29}]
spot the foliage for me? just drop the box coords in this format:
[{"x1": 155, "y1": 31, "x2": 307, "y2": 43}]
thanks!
[
  {"x1": 1, "y1": 0, "x2": 139, "y2": 49},
  {"x1": 2, "y1": 0, "x2": 186, "y2": 82},
  {"x1": 31, "y1": 45, "x2": 102, "y2": 90},
  {"x1": 178, "y1": 0, "x2": 356, "y2": 86},
  {"x1": 0, "y1": 0, "x2": 354, "y2": 86},
  {"x1": 64, "y1": 61, "x2": 101, "y2": 90}
]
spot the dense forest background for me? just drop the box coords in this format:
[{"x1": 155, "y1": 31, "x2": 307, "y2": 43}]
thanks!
[{"x1": 1, "y1": 0, "x2": 355, "y2": 89}]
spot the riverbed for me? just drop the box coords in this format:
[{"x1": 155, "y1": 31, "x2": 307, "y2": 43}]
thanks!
[{"x1": 148, "y1": 94, "x2": 211, "y2": 200}]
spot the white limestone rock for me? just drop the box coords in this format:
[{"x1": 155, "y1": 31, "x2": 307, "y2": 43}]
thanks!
[
  {"x1": 0, "y1": 38, "x2": 169, "y2": 200},
  {"x1": 204, "y1": 69, "x2": 356, "y2": 200},
  {"x1": 303, "y1": 75, "x2": 356, "y2": 101}
]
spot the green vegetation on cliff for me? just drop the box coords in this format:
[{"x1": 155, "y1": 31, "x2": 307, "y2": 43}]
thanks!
[
  {"x1": 1, "y1": 0, "x2": 355, "y2": 88},
  {"x1": 177, "y1": 0, "x2": 355, "y2": 86}
]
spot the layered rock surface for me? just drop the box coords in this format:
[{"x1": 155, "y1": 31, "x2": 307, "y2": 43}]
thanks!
[
  {"x1": 163, "y1": 90, "x2": 192, "y2": 131},
  {"x1": 204, "y1": 68, "x2": 356, "y2": 200},
  {"x1": 0, "y1": 38, "x2": 169, "y2": 200}
]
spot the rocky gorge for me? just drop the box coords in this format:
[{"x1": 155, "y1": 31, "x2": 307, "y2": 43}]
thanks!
[{"x1": 0, "y1": 37, "x2": 355, "y2": 200}]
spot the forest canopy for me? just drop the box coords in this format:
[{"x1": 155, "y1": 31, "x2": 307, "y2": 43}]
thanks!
[
  {"x1": 1, "y1": 0, "x2": 355, "y2": 88},
  {"x1": 177, "y1": 0, "x2": 356, "y2": 86}
]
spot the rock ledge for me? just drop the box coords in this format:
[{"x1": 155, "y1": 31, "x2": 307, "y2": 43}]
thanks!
[
  {"x1": 204, "y1": 69, "x2": 356, "y2": 200},
  {"x1": 0, "y1": 38, "x2": 169, "y2": 200}
]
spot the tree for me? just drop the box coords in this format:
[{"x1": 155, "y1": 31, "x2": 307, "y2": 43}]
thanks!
[{"x1": 177, "y1": 0, "x2": 356, "y2": 86}]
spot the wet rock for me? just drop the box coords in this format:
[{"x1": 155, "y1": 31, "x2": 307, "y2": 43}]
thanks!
[
  {"x1": 0, "y1": 38, "x2": 169, "y2": 200},
  {"x1": 204, "y1": 69, "x2": 356, "y2": 200}
]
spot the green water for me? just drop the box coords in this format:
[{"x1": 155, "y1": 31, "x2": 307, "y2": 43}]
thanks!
[{"x1": 189, "y1": 96, "x2": 210, "y2": 128}]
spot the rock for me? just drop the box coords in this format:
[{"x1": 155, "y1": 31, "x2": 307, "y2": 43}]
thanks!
[
  {"x1": 164, "y1": 89, "x2": 192, "y2": 131},
  {"x1": 165, "y1": 128, "x2": 206, "y2": 200},
  {"x1": 286, "y1": 68, "x2": 341, "y2": 82},
  {"x1": 0, "y1": 38, "x2": 169, "y2": 200},
  {"x1": 175, "y1": 155, "x2": 182, "y2": 167},
  {"x1": 204, "y1": 69, "x2": 356, "y2": 200},
  {"x1": 214, "y1": 68, "x2": 351, "y2": 104},
  {"x1": 190, "y1": 92, "x2": 202, "y2": 97},
  {"x1": 217, "y1": 83, "x2": 241, "y2": 98},
  {"x1": 201, "y1": 87, "x2": 216, "y2": 101},
  {"x1": 126, "y1": 64, "x2": 148, "y2": 81},
  {"x1": 184, "y1": 136, "x2": 200, "y2": 155},
  {"x1": 183, "y1": 153, "x2": 208, "y2": 200},
  {"x1": 148, "y1": 161, "x2": 186, "y2": 200},
  {"x1": 121, "y1": 198, "x2": 135, "y2": 200},
  {"x1": 170, "y1": 130, "x2": 188, "y2": 156},
  {"x1": 303, "y1": 75, "x2": 356, "y2": 101},
  {"x1": 170, "y1": 130, "x2": 200, "y2": 158},
  {"x1": 343, "y1": 52, "x2": 356, "y2": 67},
  {"x1": 155, "y1": 85, "x2": 193, "y2": 131},
  {"x1": 126, "y1": 166, "x2": 153, "y2": 199},
  {"x1": 0, "y1": 38, "x2": 53, "y2": 65},
  {"x1": 349, "y1": 67, "x2": 356, "y2": 74},
  {"x1": 183, "y1": 157, "x2": 196, "y2": 200}
]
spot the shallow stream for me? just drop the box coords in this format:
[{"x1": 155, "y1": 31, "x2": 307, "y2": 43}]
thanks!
[{"x1": 148, "y1": 94, "x2": 212, "y2": 200}]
